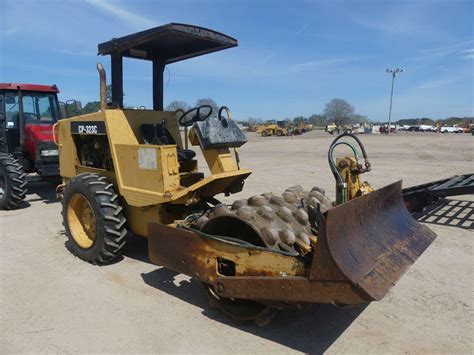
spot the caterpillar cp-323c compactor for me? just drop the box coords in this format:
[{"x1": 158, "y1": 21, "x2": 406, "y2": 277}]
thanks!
[{"x1": 57, "y1": 23, "x2": 436, "y2": 325}]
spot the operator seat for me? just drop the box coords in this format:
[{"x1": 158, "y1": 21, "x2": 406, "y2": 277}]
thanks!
[
  {"x1": 140, "y1": 123, "x2": 195, "y2": 162},
  {"x1": 193, "y1": 116, "x2": 247, "y2": 150}
]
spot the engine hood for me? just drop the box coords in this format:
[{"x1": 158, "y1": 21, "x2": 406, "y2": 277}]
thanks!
[
  {"x1": 25, "y1": 124, "x2": 54, "y2": 142},
  {"x1": 24, "y1": 124, "x2": 56, "y2": 160}
]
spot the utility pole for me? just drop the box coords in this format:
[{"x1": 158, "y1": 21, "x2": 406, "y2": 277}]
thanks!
[{"x1": 386, "y1": 68, "x2": 404, "y2": 135}]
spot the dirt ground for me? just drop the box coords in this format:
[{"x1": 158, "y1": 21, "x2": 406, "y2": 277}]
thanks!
[{"x1": 1, "y1": 131, "x2": 473, "y2": 354}]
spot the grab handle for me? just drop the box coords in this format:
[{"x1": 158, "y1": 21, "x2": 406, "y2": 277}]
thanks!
[{"x1": 52, "y1": 122, "x2": 60, "y2": 146}]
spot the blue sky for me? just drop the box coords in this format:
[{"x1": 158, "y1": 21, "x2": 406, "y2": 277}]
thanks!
[{"x1": 1, "y1": 0, "x2": 473, "y2": 121}]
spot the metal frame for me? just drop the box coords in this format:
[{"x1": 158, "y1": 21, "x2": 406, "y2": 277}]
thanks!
[
  {"x1": 403, "y1": 174, "x2": 474, "y2": 213},
  {"x1": 415, "y1": 198, "x2": 473, "y2": 230},
  {"x1": 17, "y1": 87, "x2": 24, "y2": 147},
  {"x1": 98, "y1": 23, "x2": 238, "y2": 110}
]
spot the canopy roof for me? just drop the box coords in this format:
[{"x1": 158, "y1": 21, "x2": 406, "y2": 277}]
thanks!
[{"x1": 98, "y1": 23, "x2": 238, "y2": 64}]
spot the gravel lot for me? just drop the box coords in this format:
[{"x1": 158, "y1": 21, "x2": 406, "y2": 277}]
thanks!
[{"x1": 1, "y1": 131, "x2": 472, "y2": 354}]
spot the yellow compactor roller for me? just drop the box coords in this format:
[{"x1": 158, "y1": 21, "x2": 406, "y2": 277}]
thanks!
[{"x1": 56, "y1": 23, "x2": 436, "y2": 325}]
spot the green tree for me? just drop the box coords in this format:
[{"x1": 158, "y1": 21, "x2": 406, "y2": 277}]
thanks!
[
  {"x1": 81, "y1": 101, "x2": 101, "y2": 114},
  {"x1": 292, "y1": 116, "x2": 306, "y2": 123},
  {"x1": 324, "y1": 98, "x2": 355, "y2": 125},
  {"x1": 350, "y1": 114, "x2": 369, "y2": 124},
  {"x1": 441, "y1": 117, "x2": 463, "y2": 125},
  {"x1": 72, "y1": 85, "x2": 124, "y2": 115},
  {"x1": 420, "y1": 117, "x2": 435, "y2": 125},
  {"x1": 308, "y1": 114, "x2": 327, "y2": 127},
  {"x1": 166, "y1": 100, "x2": 190, "y2": 112},
  {"x1": 105, "y1": 84, "x2": 112, "y2": 102},
  {"x1": 195, "y1": 98, "x2": 218, "y2": 117},
  {"x1": 396, "y1": 118, "x2": 419, "y2": 126}
]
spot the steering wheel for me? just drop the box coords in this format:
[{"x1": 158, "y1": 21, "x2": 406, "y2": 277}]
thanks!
[
  {"x1": 217, "y1": 106, "x2": 232, "y2": 127},
  {"x1": 218, "y1": 106, "x2": 232, "y2": 121},
  {"x1": 23, "y1": 112, "x2": 40, "y2": 121},
  {"x1": 178, "y1": 105, "x2": 213, "y2": 127}
]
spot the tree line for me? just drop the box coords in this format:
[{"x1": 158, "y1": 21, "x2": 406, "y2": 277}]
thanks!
[
  {"x1": 65, "y1": 91, "x2": 221, "y2": 118},
  {"x1": 391, "y1": 117, "x2": 473, "y2": 127},
  {"x1": 66, "y1": 93, "x2": 472, "y2": 128},
  {"x1": 68, "y1": 96, "x2": 369, "y2": 128},
  {"x1": 247, "y1": 98, "x2": 369, "y2": 127},
  {"x1": 165, "y1": 98, "x2": 219, "y2": 117}
]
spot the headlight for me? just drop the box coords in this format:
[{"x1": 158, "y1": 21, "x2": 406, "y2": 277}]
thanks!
[{"x1": 41, "y1": 149, "x2": 59, "y2": 156}]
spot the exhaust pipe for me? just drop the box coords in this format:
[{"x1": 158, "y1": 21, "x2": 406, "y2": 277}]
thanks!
[{"x1": 97, "y1": 63, "x2": 106, "y2": 111}]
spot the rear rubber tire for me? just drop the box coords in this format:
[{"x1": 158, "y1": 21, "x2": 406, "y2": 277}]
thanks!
[
  {"x1": 62, "y1": 173, "x2": 128, "y2": 264},
  {"x1": 0, "y1": 153, "x2": 28, "y2": 210}
]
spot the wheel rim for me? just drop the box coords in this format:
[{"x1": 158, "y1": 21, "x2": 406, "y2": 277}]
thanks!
[
  {"x1": 67, "y1": 193, "x2": 97, "y2": 249},
  {"x1": 0, "y1": 170, "x2": 5, "y2": 198}
]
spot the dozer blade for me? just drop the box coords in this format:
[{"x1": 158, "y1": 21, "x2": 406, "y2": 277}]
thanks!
[
  {"x1": 147, "y1": 181, "x2": 436, "y2": 307},
  {"x1": 322, "y1": 181, "x2": 437, "y2": 301}
]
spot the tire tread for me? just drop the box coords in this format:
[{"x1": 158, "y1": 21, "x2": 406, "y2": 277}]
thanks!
[
  {"x1": 0, "y1": 153, "x2": 28, "y2": 210},
  {"x1": 62, "y1": 172, "x2": 128, "y2": 264}
]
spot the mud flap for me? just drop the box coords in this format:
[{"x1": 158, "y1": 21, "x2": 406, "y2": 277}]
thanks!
[{"x1": 322, "y1": 181, "x2": 437, "y2": 301}]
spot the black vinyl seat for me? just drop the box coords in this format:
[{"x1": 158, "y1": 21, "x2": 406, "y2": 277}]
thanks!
[
  {"x1": 141, "y1": 123, "x2": 195, "y2": 162},
  {"x1": 193, "y1": 116, "x2": 247, "y2": 150},
  {"x1": 177, "y1": 149, "x2": 196, "y2": 161}
]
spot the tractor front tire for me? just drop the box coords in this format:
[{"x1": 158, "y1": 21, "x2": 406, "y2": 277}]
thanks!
[
  {"x1": 0, "y1": 153, "x2": 28, "y2": 210},
  {"x1": 276, "y1": 130, "x2": 284, "y2": 136},
  {"x1": 261, "y1": 130, "x2": 269, "y2": 137},
  {"x1": 62, "y1": 173, "x2": 127, "y2": 264}
]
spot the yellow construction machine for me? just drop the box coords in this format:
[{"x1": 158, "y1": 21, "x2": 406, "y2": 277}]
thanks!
[
  {"x1": 56, "y1": 23, "x2": 436, "y2": 325},
  {"x1": 325, "y1": 123, "x2": 355, "y2": 135},
  {"x1": 256, "y1": 120, "x2": 288, "y2": 137}
]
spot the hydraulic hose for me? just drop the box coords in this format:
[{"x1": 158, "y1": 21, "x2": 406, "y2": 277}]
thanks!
[
  {"x1": 180, "y1": 226, "x2": 300, "y2": 257},
  {"x1": 328, "y1": 131, "x2": 369, "y2": 158},
  {"x1": 328, "y1": 133, "x2": 371, "y2": 204},
  {"x1": 328, "y1": 141, "x2": 359, "y2": 204}
]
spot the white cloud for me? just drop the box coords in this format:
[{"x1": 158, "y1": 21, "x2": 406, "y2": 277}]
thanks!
[
  {"x1": 85, "y1": 0, "x2": 156, "y2": 30},
  {"x1": 0, "y1": 27, "x2": 18, "y2": 37},
  {"x1": 53, "y1": 48, "x2": 95, "y2": 57},
  {"x1": 417, "y1": 76, "x2": 463, "y2": 90},
  {"x1": 420, "y1": 40, "x2": 474, "y2": 56},
  {"x1": 404, "y1": 40, "x2": 474, "y2": 63},
  {"x1": 460, "y1": 48, "x2": 474, "y2": 59},
  {"x1": 291, "y1": 57, "x2": 352, "y2": 71},
  {"x1": 351, "y1": 2, "x2": 448, "y2": 40}
]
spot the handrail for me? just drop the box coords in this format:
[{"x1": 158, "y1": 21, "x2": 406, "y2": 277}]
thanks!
[{"x1": 52, "y1": 122, "x2": 60, "y2": 146}]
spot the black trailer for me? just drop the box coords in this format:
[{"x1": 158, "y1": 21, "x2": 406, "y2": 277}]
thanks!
[{"x1": 403, "y1": 173, "x2": 474, "y2": 229}]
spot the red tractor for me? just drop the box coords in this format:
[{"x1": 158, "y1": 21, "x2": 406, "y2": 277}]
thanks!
[{"x1": 0, "y1": 83, "x2": 79, "y2": 210}]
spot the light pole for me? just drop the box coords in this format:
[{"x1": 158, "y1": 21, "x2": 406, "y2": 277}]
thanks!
[{"x1": 385, "y1": 68, "x2": 404, "y2": 135}]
